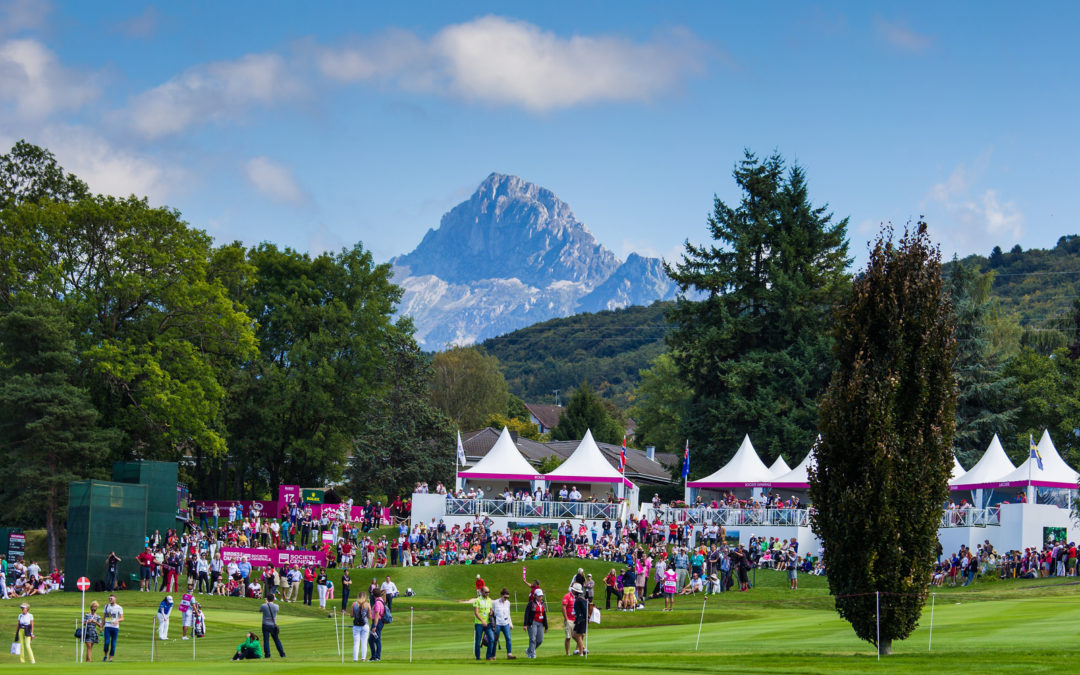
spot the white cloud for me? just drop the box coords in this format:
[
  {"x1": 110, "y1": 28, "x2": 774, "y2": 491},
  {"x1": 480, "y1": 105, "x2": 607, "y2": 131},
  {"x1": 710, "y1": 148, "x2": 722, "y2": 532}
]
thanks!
[
  {"x1": 874, "y1": 16, "x2": 932, "y2": 54},
  {"x1": 40, "y1": 125, "x2": 179, "y2": 201},
  {"x1": 0, "y1": 0, "x2": 50, "y2": 37},
  {"x1": 128, "y1": 52, "x2": 303, "y2": 138},
  {"x1": 244, "y1": 156, "x2": 307, "y2": 204},
  {"x1": 925, "y1": 156, "x2": 1025, "y2": 248},
  {"x1": 317, "y1": 15, "x2": 705, "y2": 111},
  {"x1": 0, "y1": 38, "x2": 99, "y2": 117}
]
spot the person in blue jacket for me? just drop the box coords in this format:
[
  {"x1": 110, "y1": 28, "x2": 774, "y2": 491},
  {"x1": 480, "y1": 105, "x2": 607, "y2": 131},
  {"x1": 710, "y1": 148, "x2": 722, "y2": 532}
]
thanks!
[{"x1": 156, "y1": 596, "x2": 173, "y2": 640}]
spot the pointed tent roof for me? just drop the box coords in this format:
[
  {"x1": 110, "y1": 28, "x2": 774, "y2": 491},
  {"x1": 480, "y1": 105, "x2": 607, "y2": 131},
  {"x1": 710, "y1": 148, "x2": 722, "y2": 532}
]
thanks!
[
  {"x1": 768, "y1": 456, "x2": 791, "y2": 478},
  {"x1": 543, "y1": 429, "x2": 634, "y2": 486},
  {"x1": 687, "y1": 435, "x2": 773, "y2": 488},
  {"x1": 949, "y1": 434, "x2": 1016, "y2": 490},
  {"x1": 770, "y1": 447, "x2": 817, "y2": 489},
  {"x1": 457, "y1": 427, "x2": 541, "y2": 481},
  {"x1": 994, "y1": 430, "x2": 1080, "y2": 489},
  {"x1": 951, "y1": 456, "x2": 965, "y2": 482}
]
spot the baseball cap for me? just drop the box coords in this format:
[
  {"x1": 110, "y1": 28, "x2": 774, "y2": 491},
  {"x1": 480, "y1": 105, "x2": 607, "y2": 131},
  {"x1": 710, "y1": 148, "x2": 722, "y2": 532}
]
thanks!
[{"x1": 534, "y1": 589, "x2": 544, "y2": 597}]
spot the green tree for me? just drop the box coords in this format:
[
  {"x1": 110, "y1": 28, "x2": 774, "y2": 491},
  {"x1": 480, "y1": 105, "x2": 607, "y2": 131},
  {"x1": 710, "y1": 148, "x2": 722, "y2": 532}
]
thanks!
[
  {"x1": 0, "y1": 140, "x2": 88, "y2": 209},
  {"x1": 948, "y1": 258, "x2": 1018, "y2": 466},
  {"x1": 666, "y1": 151, "x2": 850, "y2": 471},
  {"x1": 629, "y1": 352, "x2": 690, "y2": 455},
  {"x1": 431, "y1": 346, "x2": 509, "y2": 430},
  {"x1": 811, "y1": 222, "x2": 957, "y2": 656},
  {"x1": 0, "y1": 301, "x2": 119, "y2": 570},
  {"x1": 0, "y1": 195, "x2": 256, "y2": 466},
  {"x1": 349, "y1": 324, "x2": 455, "y2": 501},
  {"x1": 1002, "y1": 347, "x2": 1080, "y2": 467},
  {"x1": 225, "y1": 243, "x2": 399, "y2": 496},
  {"x1": 537, "y1": 455, "x2": 563, "y2": 473},
  {"x1": 550, "y1": 382, "x2": 624, "y2": 444},
  {"x1": 481, "y1": 412, "x2": 543, "y2": 440}
]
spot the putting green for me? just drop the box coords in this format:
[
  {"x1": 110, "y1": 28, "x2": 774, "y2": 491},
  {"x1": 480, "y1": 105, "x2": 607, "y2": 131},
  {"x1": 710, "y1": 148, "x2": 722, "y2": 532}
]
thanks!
[{"x1": 1, "y1": 560, "x2": 1077, "y2": 673}]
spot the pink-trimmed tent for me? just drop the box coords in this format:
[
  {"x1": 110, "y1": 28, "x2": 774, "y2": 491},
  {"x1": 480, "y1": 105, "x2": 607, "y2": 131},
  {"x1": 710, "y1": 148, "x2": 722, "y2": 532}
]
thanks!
[
  {"x1": 768, "y1": 455, "x2": 791, "y2": 478},
  {"x1": 949, "y1": 434, "x2": 1016, "y2": 491},
  {"x1": 687, "y1": 435, "x2": 773, "y2": 489},
  {"x1": 543, "y1": 429, "x2": 635, "y2": 499},
  {"x1": 770, "y1": 449, "x2": 816, "y2": 490},
  {"x1": 457, "y1": 427, "x2": 543, "y2": 490},
  {"x1": 993, "y1": 430, "x2": 1079, "y2": 489}
]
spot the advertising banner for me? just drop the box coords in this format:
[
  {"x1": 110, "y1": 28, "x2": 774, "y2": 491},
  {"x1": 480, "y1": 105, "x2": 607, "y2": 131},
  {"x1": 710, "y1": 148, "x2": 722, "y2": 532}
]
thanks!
[
  {"x1": 219, "y1": 547, "x2": 326, "y2": 568},
  {"x1": 278, "y1": 485, "x2": 301, "y2": 514},
  {"x1": 302, "y1": 489, "x2": 325, "y2": 505}
]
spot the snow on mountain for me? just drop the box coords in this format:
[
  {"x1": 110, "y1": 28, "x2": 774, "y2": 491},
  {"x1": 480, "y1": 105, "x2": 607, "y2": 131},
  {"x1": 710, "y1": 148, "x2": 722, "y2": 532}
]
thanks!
[{"x1": 391, "y1": 173, "x2": 679, "y2": 347}]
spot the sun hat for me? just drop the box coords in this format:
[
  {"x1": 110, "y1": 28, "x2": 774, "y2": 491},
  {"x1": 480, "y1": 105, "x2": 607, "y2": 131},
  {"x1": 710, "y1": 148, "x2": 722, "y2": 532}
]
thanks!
[{"x1": 571, "y1": 583, "x2": 583, "y2": 594}]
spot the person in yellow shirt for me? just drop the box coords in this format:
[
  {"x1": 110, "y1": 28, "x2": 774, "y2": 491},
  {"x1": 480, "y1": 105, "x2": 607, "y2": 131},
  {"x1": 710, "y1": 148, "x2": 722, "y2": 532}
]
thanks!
[{"x1": 472, "y1": 586, "x2": 495, "y2": 660}]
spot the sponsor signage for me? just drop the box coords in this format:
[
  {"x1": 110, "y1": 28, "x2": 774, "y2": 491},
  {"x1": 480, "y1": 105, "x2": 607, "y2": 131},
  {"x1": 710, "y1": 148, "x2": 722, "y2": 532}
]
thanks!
[
  {"x1": 302, "y1": 489, "x2": 325, "y2": 505},
  {"x1": 219, "y1": 547, "x2": 326, "y2": 567}
]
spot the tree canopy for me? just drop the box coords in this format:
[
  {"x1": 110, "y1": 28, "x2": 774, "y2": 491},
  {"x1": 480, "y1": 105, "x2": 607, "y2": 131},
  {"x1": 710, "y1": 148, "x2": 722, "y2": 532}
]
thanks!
[
  {"x1": 811, "y1": 222, "x2": 956, "y2": 656},
  {"x1": 550, "y1": 381, "x2": 624, "y2": 444},
  {"x1": 431, "y1": 346, "x2": 509, "y2": 430},
  {"x1": 666, "y1": 150, "x2": 850, "y2": 471}
]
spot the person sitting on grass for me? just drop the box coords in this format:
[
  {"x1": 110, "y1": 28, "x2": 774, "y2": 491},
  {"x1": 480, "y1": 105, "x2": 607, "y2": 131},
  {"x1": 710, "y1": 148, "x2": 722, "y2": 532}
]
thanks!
[{"x1": 232, "y1": 632, "x2": 262, "y2": 660}]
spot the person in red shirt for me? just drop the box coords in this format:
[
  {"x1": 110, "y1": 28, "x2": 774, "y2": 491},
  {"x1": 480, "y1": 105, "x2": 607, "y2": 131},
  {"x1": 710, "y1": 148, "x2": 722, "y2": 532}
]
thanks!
[
  {"x1": 136, "y1": 548, "x2": 154, "y2": 592},
  {"x1": 475, "y1": 574, "x2": 485, "y2": 597},
  {"x1": 561, "y1": 588, "x2": 576, "y2": 656}
]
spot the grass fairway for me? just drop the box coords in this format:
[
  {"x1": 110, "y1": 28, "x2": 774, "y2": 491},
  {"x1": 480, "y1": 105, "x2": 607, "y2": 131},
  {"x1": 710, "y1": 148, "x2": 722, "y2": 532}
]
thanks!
[{"x1": 1, "y1": 559, "x2": 1077, "y2": 673}]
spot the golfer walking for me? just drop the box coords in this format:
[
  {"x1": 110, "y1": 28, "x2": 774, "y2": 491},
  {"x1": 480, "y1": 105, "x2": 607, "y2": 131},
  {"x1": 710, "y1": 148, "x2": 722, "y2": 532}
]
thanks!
[
  {"x1": 102, "y1": 595, "x2": 123, "y2": 662},
  {"x1": 259, "y1": 594, "x2": 286, "y2": 658},
  {"x1": 472, "y1": 586, "x2": 495, "y2": 660},
  {"x1": 571, "y1": 583, "x2": 588, "y2": 656},
  {"x1": 16, "y1": 602, "x2": 35, "y2": 664}
]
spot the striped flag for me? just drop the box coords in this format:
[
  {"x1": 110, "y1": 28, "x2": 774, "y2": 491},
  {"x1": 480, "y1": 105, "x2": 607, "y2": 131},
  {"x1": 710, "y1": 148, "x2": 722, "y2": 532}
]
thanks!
[
  {"x1": 682, "y1": 439, "x2": 690, "y2": 480},
  {"x1": 1030, "y1": 434, "x2": 1043, "y2": 471},
  {"x1": 619, "y1": 437, "x2": 627, "y2": 474}
]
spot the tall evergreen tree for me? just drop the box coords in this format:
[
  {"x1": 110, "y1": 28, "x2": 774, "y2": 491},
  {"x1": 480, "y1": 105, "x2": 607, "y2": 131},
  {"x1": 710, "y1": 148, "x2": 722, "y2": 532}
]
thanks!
[
  {"x1": 666, "y1": 151, "x2": 850, "y2": 471},
  {"x1": 811, "y1": 222, "x2": 956, "y2": 656},
  {"x1": 0, "y1": 301, "x2": 118, "y2": 570},
  {"x1": 948, "y1": 258, "x2": 1018, "y2": 466}
]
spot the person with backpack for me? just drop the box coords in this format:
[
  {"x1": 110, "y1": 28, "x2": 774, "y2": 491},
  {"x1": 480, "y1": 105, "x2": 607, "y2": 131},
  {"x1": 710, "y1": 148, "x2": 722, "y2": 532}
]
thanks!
[
  {"x1": 368, "y1": 589, "x2": 386, "y2": 662},
  {"x1": 472, "y1": 585, "x2": 495, "y2": 660},
  {"x1": 350, "y1": 594, "x2": 371, "y2": 662},
  {"x1": 523, "y1": 588, "x2": 548, "y2": 658},
  {"x1": 259, "y1": 594, "x2": 286, "y2": 659}
]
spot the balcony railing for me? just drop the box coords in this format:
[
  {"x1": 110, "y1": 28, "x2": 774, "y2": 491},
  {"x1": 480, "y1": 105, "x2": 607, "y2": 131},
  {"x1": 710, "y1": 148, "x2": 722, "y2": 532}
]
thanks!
[
  {"x1": 939, "y1": 507, "x2": 1001, "y2": 528},
  {"x1": 445, "y1": 498, "x2": 625, "y2": 521},
  {"x1": 644, "y1": 506, "x2": 811, "y2": 527}
]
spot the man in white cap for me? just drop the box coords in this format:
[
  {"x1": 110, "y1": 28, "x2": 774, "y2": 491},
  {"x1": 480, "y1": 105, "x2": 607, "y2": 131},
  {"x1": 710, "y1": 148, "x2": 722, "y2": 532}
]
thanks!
[
  {"x1": 570, "y1": 583, "x2": 588, "y2": 656},
  {"x1": 156, "y1": 595, "x2": 174, "y2": 640}
]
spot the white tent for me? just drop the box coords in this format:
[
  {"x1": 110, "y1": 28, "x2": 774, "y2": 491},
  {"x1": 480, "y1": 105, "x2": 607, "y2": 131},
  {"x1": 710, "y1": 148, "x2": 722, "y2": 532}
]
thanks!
[
  {"x1": 995, "y1": 430, "x2": 1080, "y2": 489},
  {"x1": 544, "y1": 429, "x2": 634, "y2": 487},
  {"x1": 771, "y1": 449, "x2": 816, "y2": 489},
  {"x1": 687, "y1": 435, "x2": 773, "y2": 488},
  {"x1": 951, "y1": 456, "x2": 966, "y2": 482},
  {"x1": 457, "y1": 427, "x2": 541, "y2": 481},
  {"x1": 768, "y1": 455, "x2": 791, "y2": 478},
  {"x1": 949, "y1": 434, "x2": 1016, "y2": 490}
]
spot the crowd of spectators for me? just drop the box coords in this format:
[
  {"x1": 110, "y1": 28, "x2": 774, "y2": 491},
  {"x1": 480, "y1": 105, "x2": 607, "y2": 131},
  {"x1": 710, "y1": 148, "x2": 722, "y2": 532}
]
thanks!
[{"x1": 0, "y1": 558, "x2": 63, "y2": 599}]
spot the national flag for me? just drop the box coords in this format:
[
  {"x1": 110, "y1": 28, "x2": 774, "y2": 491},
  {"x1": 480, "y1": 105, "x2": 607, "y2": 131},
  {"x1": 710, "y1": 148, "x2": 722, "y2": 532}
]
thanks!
[
  {"x1": 619, "y1": 437, "x2": 627, "y2": 474},
  {"x1": 682, "y1": 439, "x2": 690, "y2": 480},
  {"x1": 456, "y1": 431, "x2": 467, "y2": 466},
  {"x1": 1030, "y1": 434, "x2": 1043, "y2": 471}
]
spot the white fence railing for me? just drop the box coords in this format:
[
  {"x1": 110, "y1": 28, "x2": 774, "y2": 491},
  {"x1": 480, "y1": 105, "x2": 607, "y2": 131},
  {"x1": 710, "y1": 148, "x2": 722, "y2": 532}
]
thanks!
[
  {"x1": 445, "y1": 498, "x2": 625, "y2": 521},
  {"x1": 644, "y1": 506, "x2": 811, "y2": 527},
  {"x1": 939, "y1": 507, "x2": 1001, "y2": 528}
]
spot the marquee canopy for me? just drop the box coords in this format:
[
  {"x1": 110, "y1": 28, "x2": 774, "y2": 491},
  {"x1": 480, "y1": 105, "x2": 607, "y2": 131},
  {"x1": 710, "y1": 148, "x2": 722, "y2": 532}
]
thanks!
[
  {"x1": 949, "y1": 434, "x2": 1016, "y2": 491},
  {"x1": 687, "y1": 435, "x2": 773, "y2": 489},
  {"x1": 994, "y1": 430, "x2": 1080, "y2": 489},
  {"x1": 768, "y1": 455, "x2": 791, "y2": 478},
  {"x1": 770, "y1": 448, "x2": 816, "y2": 490},
  {"x1": 457, "y1": 426, "x2": 542, "y2": 481},
  {"x1": 951, "y1": 456, "x2": 965, "y2": 482},
  {"x1": 544, "y1": 429, "x2": 634, "y2": 486}
]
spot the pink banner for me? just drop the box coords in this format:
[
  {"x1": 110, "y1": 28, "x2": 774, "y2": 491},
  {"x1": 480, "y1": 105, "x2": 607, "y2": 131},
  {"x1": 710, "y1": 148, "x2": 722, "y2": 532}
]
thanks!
[
  {"x1": 278, "y1": 485, "x2": 301, "y2": 513},
  {"x1": 220, "y1": 547, "x2": 326, "y2": 568},
  {"x1": 310, "y1": 503, "x2": 392, "y2": 523}
]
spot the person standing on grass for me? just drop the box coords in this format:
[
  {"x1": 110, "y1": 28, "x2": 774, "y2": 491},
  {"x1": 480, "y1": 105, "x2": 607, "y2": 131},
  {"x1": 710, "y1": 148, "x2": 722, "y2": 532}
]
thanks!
[
  {"x1": 82, "y1": 600, "x2": 103, "y2": 662},
  {"x1": 16, "y1": 602, "x2": 35, "y2": 664},
  {"x1": 156, "y1": 595, "x2": 173, "y2": 640},
  {"x1": 302, "y1": 565, "x2": 315, "y2": 605},
  {"x1": 317, "y1": 567, "x2": 329, "y2": 609},
  {"x1": 473, "y1": 585, "x2": 495, "y2": 661},
  {"x1": 102, "y1": 595, "x2": 123, "y2": 662},
  {"x1": 137, "y1": 547, "x2": 153, "y2": 592},
  {"x1": 663, "y1": 565, "x2": 678, "y2": 611},
  {"x1": 369, "y1": 589, "x2": 386, "y2": 661},
  {"x1": 523, "y1": 588, "x2": 548, "y2": 658},
  {"x1": 351, "y1": 594, "x2": 371, "y2": 662},
  {"x1": 259, "y1": 593, "x2": 286, "y2": 659},
  {"x1": 491, "y1": 588, "x2": 516, "y2": 660},
  {"x1": 604, "y1": 569, "x2": 618, "y2": 610},
  {"x1": 104, "y1": 552, "x2": 122, "y2": 592},
  {"x1": 341, "y1": 569, "x2": 352, "y2": 612},
  {"x1": 560, "y1": 584, "x2": 576, "y2": 655},
  {"x1": 787, "y1": 550, "x2": 799, "y2": 590},
  {"x1": 571, "y1": 583, "x2": 588, "y2": 656},
  {"x1": 380, "y1": 575, "x2": 399, "y2": 611}
]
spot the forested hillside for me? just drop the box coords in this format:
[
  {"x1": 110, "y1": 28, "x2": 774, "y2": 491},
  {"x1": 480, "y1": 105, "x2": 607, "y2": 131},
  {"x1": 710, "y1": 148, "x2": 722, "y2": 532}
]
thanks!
[{"x1": 479, "y1": 302, "x2": 669, "y2": 407}]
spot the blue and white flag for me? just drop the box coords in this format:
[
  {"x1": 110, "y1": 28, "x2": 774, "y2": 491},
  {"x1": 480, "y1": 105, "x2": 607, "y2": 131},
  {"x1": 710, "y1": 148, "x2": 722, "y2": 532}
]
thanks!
[{"x1": 1029, "y1": 434, "x2": 1043, "y2": 471}]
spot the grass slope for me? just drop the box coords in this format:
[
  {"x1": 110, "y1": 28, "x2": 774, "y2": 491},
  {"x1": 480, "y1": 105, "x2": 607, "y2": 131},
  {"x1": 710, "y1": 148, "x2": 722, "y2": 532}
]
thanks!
[{"x1": 1, "y1": 561, "x2": 1077, "y2": 673}]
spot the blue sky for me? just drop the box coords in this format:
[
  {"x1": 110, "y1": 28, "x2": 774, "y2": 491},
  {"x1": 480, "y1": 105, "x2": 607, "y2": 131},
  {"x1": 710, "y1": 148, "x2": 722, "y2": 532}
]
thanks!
[{"x1": 2, "y1": 0, "x2": 1077, "y2": 267}]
